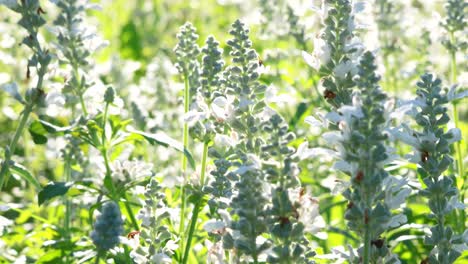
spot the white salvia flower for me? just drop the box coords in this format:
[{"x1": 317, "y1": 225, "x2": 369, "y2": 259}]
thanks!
[
  {"x1": 322, "y1": 131, "x2": 343, "y2": 145},
  {"x1": 302, "y1": 34, "x2": 331, "y2": 70},
  {"x1": 380, "y1": 178, "x2": 410, "y2": 227},
  {"x1": 127, "y1": 232, "x2": 140, "y2": 249},
  {"x1": 206, "y1": 240, "x2": 225, "y2": 264},
  {"x1": 164, "y1": 239, "x2": 179, "y2": 254},
  {"x1": 259, "y1": 106, "x2": 276, "y2": 121},
  {"x1": 45, "y1": 92, "x2": 66, "y2": 107},
  {"x1": 446, "y1": 128, "x2": 461, "y2": 144},
  {"x1": 211, "y1": 96, "x2": 234, "y2": 121},
  {"x1": 112, "y1": 160, "x2": 153, "y2": 181},
  {"x1": 304, "y1": 115, "x2": 323, "y2": 128},
  {"x1": 203, "y1": 219, "x2": 226, "y2": 233},
  {"x1": 447, "y1": 85, "x2": 468, "y2": 102},
  {"x1": 151, "y1": 253, "x2": 171, "y2": 264},
  {"x1": 294, "y1": 189, "x2": 325, "y2": 234},
  {"x1": 385, "y1": 214, "x2": 408, "y2": 229},
  {"x1": 214, "y1": 134, "x2": 235, "y2": 149},
  {"x1": 184, "y1": 93, "x2": 210, "y2": 126},
  {"x1": 297, "y1": 145, "x2": 336, "y2": 161},
  {"x1": 333, "y1": 60, "x2": 356, "y2": 79},
  {"x1": 320, "y1": 176, "x2": 351, "y2": 195},
  {"x1": 446, "y1": 195, "x2": 465, "y2": 211},
  {"x1": 310, "y1": 0, "x2": 328, "y2": 22}
]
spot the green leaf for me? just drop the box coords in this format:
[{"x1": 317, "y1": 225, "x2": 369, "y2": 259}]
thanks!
[
  {"x1": 29, "y1": 120, "x2": 49, "y2": 144},
  {"x1": 129, "y1": 129, "x2": 196, "y2": 169},
  {"x1": 10, "y1": 163, "x2": 41, "y2": 190},
  {"x1": 38, "y1": 119, "x2": 72, "y2": 134},
  {"x1": 38, "y1": 182, "x2": 73, "y2": 206},
  {"x1": 289, "y1": 101, "x2": 308, "y2": 129}
]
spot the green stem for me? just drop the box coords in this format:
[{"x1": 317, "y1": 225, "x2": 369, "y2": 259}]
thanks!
[
  {"x1": 181, "y1": 141, "x2": 209, "y2": 264},
  {"x1": 363, "y1": 217, "x2": 371, "y2": 264},
  {"x1": 0, "y1": 103, "x2": 34, "y2": 189},
  {"x1": 181, "y1": 200, "x2": 201, "y2": 264},
  {"x1": 179, "y1": 73, "x2": 190, "y2": 252},
  {"x1": 199, "y1": 141, "x2": 209, "y2": 186},
  {"x1": 123, "y1": 193, "x2": 139, "y2": 231},
  {"x1": 448, "y1": 31, "x2": 465, "y2": 231},
  {"x1": 94, "y1": 252, "x2": 101, "y2": 264},
  {"x1": 64, "y1": 156, "x2": 72, "y2": 263},
  {"x1": 102, "y1": 103, "x2": 109, "y2": 146}
]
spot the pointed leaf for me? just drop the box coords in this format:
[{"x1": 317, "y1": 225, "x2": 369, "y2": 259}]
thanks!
[
  {"x1": 38, "y1": 182, "x2": 73, "y2": 206},
  {"x1": 10, "y1": 163, "x2": 41, "y2": 190},
  {"x1": 129, "y1": 130, "x2": 195, "y2": 169}
]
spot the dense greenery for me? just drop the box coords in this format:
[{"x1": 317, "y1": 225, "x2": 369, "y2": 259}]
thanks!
[{"x1": 0, "y1": 0, "x2": 466, "y2": 263}]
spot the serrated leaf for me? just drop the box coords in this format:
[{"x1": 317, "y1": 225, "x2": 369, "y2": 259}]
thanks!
[
  {"x1": 129, "y1": 129, "x2": 195, "y2": 169},
  {"x1": 10, "y1": 163, "x2": 41, "y2": 190},
  {"x1": 38, "y1": 182, "x2": 72, "y2": 206}
]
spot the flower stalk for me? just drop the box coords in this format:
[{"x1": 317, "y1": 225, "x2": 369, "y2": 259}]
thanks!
[{"x1": 0, "y1": 1, "x2": 52, "y2": 190}]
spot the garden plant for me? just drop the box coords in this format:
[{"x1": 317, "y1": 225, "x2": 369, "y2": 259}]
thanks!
[{"x1": 0, "y1": 0, "x2": 467, "y2": 263}]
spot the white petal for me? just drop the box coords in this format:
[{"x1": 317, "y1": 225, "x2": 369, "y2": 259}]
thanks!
[
  {"x1": 305, "y1": 115, "x2": 323, "y2": 127},
  {"x1": 446, "y1": 128, "x2": 461, "y2": 144},
  {"x1": 302, "y1": 51, "x2": 320, "y2": 70},
  {"x1": 322, "y1": 131, "x2": 342, "y2": 144},
  {"x1": 386, "y1": 214, "x2": 407, "y2": 228},
  {"x1": 203, "y1": 220, "x2": 226, "y2": 233}
]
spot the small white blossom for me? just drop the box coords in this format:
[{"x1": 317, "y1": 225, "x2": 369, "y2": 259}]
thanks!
[
  {"x1": 211, "y1": 96, "x2": 234, "y2": 121},
  {"x1": 302, "y1": 35, "x2": 331, "y2": 70},
  {"x1": 151, "y1": 253, "x2": 171, "y2": 264},
  {"x1": 203, "y1": 220, "x2": 226, "y2": 233}
]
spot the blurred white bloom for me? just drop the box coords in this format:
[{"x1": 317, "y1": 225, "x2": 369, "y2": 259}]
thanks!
[
  {"x1": 333, "y1": 61, "x2": 356, "y2": 79},
  {"x1": 304, "y1": 115, "x2": 323, "y2": 127},
  {"x1": 294, "y1": 142, "x2": 336, "y2": 160},
  {"x1": 211, "y1": 96, "x2": 234, "y2": 121},
  {"x1": 184, "y1": 94, "x2": 209, "y2": 126},
  {"x1": 206, "y1": 240, "x2": 225, "y2": 264},
  {"x1": 127, "y1": 232, "x2": 140, "y2": 249},
  {"x1": 83, "y1": 80, "x2": 124, "y2": 115},
  {"x1": 322, "y1": 131, "x2": 343, "y2": 145},
  {"x1": 112, "y1": 160, "x2": 153, "y2": 181},
  {"x1": 214, "y1": 134, "x2": 236, "y2": 149},
  {"x1": 203, "y1": 219, "x2": 226, "y2": 233},
  {"x1": 0, "y1": 72, "x2": 10, "y2": 84},
  {"x1": 0, "y1": 215, "x2": 13, "y2": 233},
  {"x1": 259, "y1": 106, "x2": 276, "y2": 122},
  {"x1": 151, "y1": 253, "x2": 171, "y2": 264},
  {"x1": 164, "y1": 239, "x2": 179, "y2": 254},
  {"x1": 290, "y1": 188, "x2": 325, "y2": 234},
  {"x1": 0, "y1": 34, "x2": 15, "y2": 48},
  {"x1": 447, "y1": 85, "x2": 468, "y2": 102},
  {"x1": 45, "y1": 92, "x2": 66, "y2": 107},
  {"x1": 302, "y1": 35, "x2": 331, "y2": 70}
]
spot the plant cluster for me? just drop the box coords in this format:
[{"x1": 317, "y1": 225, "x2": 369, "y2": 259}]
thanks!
[{"x1": 0, "y1": 0, "x2": 467, "y2": 264}]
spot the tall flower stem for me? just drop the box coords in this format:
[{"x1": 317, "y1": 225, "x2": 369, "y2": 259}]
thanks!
[
  {"x1": 182, "y1": 140, "x2": 209, "y2": 264},
  {"x1": 0, "y1": 68, "x2": 45, "y2": 190},
  {"x1": 179, "y1": 73, "x2": 190, "y2": 255},
  {"x1": 0, "y1": 103, "x2": 33, "y2": 189},
  {"x1": 449, "y1": 31, "x2": 465, "y2": 231},
  {"x1": 63, "y1": 155, "x2": 72, "y2": 263}
]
